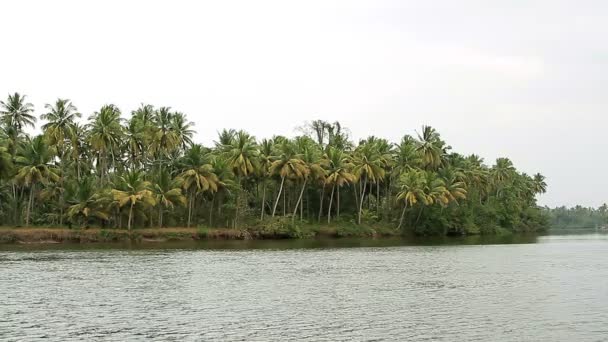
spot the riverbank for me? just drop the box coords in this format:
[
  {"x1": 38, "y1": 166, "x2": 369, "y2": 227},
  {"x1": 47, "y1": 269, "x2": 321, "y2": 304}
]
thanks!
[{"x1": 0, "y1": 223, "x2": 401, "y2": 244}]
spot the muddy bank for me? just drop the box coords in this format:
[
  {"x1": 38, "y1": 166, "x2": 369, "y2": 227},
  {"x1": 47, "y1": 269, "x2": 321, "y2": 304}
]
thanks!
[{"x1": 0, "y1": 225, "x2": 400, "y2": 244}]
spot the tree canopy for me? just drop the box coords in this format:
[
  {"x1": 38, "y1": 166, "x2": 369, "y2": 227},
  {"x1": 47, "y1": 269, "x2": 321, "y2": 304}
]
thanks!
[{"x1": 0, "y1": 93, "x2": 548, "y2": 235}]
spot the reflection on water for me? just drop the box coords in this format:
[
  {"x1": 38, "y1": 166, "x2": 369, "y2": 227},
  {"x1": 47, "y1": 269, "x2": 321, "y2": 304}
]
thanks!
[{"x1": 1, "y1": 234, "x2": 607, "y2": 341}]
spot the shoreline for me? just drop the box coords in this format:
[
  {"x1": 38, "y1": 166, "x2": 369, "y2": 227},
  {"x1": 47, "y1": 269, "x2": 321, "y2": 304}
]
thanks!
[{"x1": 0, "y1": 225, "x2": 402, "y2": 245}]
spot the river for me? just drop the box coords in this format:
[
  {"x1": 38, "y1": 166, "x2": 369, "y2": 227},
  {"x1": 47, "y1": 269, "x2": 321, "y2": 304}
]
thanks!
[{"x1": 1, "y1": 234, "x2": 607, "y2": 341}]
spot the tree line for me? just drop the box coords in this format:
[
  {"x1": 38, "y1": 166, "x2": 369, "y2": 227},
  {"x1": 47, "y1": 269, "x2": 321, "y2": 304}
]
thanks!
[
  {"x1": 544, "y1": 205, "x2": 608, "y2": 230},
  {"x1": 0, "y1": 92, "x2": 548, "y2": 235}
]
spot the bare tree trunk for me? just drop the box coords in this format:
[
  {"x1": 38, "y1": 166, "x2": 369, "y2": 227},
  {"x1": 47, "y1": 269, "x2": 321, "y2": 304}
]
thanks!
[
  {"x1": 272, "y1": 176, "x2": 286, "y2": 217},
  {"x1": 327, "y1": 184, "x2": 336, "y2": 224}
]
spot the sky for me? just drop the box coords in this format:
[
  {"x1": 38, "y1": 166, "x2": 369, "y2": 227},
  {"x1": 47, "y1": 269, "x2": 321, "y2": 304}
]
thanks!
[{"x1": 1, "y1": 0, "x2": 607, "y2": 208}]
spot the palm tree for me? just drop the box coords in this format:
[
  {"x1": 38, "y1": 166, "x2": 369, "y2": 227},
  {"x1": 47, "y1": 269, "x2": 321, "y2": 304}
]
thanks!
[
  {"x1": 0, "y1": 92, "x2": 36, "y2": 133},
  {"x1": 171, "y1": 112, "x2": 195, "y2": 150},
  {"x1": 492, "y1": 157, "x2": 516, "y2": 197},
  {"x1": 66, "y1": 177, "x2": 110, "y2": 227},
  {"x1": 224, "y1": 130, "x2": 258, "y2": 226},
  {"x1": 258, "y1": 138, "x2": 274, "y2": 220},
  {"x1": 87, "y1": 105, "x2": 123, "y2": 183},
  {"x1": 269, "y1": 141, "x2": 307, "y2": 217},
  {"x1": 178, "y1": 149, "x2": 220, "y2": 227},
  {"x1": 396, "y1": 170, "x2": 426, "y2": 229},
  {"x1": 41, "y1": 98, "x2": 81, "y2": 150},
  {"x1": 111, "y1": 171, "x2": 156, "y2": 231},
  {"x1": 323, "y1": 147, "x2": 355, "y2": 223},
  {"x1": 292, "y1": 141, "x2": 324, "y2": 222},
  {"x1": 153, "y1": 170, "x2": 186, "y2": 227},
  {"x1": 415, "y1": 126, "x2": 446, "y2": 170},
  {"x1": 151, "y1": 107, "x2": 178, "y2": 157},
  {"x1": 352, "y1": 142, "x2": 385, "y2": 224},
  {"x1": 532, "y1": 173, "x2": 547, "y2": 195},
  {"x1": 15, "y1": 136, "x2": 60, "y2": 226}
]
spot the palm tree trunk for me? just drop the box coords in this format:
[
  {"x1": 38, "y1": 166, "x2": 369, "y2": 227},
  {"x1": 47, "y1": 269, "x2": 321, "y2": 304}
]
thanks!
[
  {"x1": 272, "y1": 176, "x2": 286, "y2": 217},
  {"x1": 159, "y1": 206, "x2": 163, "y2": 228},
  {"x1": 327, "y1": 184, "x2": 336, "y2": 224},
  {"x1": 292, "y1": 179, "x2": 307, "y2": 222},
  {"x1": 398, "y1": 203, "x2": 408, "y2": 229},
  {"x1": 283, "y1": 186, "x2": 286, "y2": 216},
  {"x1": 337, "y1": 185, "x2": 340, "y2": 219},
  {"x1": 128, "y1": 202, "x2": 134, "y2": 231},
  {"x1": 376, "y1": 180, "x2": 380, "y2": 214},
  {"x1": 353, "y1": 183, "x2": 359, "y2": 215},
  {"x1": 415, "y1": 207, "x2": 424, "y2": 227},
  {"x1": 318, "y1": 184, "x2": 325, "y2": 223},
  {"x1": 26, "y1": 185, "x2": 34, "y2": 226},
  {"x1": 358, "y1": 177, "x2": 367, "y2": 224},
  {"x1": 209, "y1": 196, "x2": 215, "y2": 227},
  {"x1": 260, "y1": 182, "x2": 266, "y2": 220},
  {"x1": 187, "y1": 192, "x2": 193, "y2": 228}
]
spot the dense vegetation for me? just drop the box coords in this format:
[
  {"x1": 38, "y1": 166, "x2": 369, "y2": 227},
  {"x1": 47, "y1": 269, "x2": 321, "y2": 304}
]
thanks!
[
  {"x1": 0, "y1": 92, "x2": 548, "y2": 236},
  {"x1": 544, "y1": 205, "x2": 608, "y2": 230}
]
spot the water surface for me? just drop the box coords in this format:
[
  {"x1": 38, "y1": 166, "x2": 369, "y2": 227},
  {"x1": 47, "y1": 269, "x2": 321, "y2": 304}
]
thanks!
[{"x1": 1, "y1": 234, "x2": 607, "y2": 341}]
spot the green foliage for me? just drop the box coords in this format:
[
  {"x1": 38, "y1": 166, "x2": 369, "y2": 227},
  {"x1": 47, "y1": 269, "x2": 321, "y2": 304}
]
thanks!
[{"x1": 0, "y1": 93, "x2": 549, "y2": 236}]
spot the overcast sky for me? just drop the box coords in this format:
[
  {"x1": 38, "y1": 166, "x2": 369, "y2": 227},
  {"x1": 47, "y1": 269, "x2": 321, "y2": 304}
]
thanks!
[{"x1": 1, "y1": 0, "x2": 606, "y2": 208}]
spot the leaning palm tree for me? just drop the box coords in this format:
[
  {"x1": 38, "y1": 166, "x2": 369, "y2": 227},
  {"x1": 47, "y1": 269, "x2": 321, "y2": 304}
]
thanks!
[
  {"x1": 396, "y1": 170, "x2": 426, "y2": 229},
  {"x1": 268, "y1": 140, "x2": 307, "y2": 217},
  {"x1": 111, "y1": 171, "x2": 156, "y2": 231},
  {"x1": 15, "y1": 136, "x2": 60, "y2": 226}
]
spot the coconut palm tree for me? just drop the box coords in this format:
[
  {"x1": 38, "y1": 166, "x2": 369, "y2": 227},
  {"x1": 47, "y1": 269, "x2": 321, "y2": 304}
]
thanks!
[
  {"x1": 269, "y1": 140, "x2": 307, "y2": 217},
  {"x1": 41, "y1": 98, "x2": 81, "y2": 150},
  {"x1": 352, "y1": 142, "x2": 385, "y2": 224},
  {"x1": 224, "y1": 130, "x2": 258, "y2": 225},
  {"x1": 292, "y1": 140, "x2": 324, "y2": 222},
  {"x1": 396, "y1": 170, "x2": 426, "y2": 229},
  {"x1": 415, "y1": 125, "x2": 446, "y2": 170},
  {"x1": 323, "y1": 147, "x2": 355, "y2": 223},
  {"x1": 258, "y1": 138, "x2": 274, "y2": 219},
  {"x1": 177, "y1": 148, "x2": 220, "y2": 227},
  {"x1": 87, "y1": 105, "x2": 123, "y2": 183},
  {"x1": 0, "y1": 92, "x2": 36, "y2": 133},
  {"x1": 66, "y1": 177, "x2": 110, "y2": 227},
  {"x1": 171, "y1": 112, "x2": 195, "y2": 150},
  {"x1": 111, "y1": 171, "x2": 156, "y2": 231},
  {"x1": 532, "y1": 173, "x2": 547, "y2": 195},
  {"x1": 15, "y1": 136, "x2": 60, "y2": 226},
  {"x1": 153, "y1": 170, "x2": 186, "y2": 227}
]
